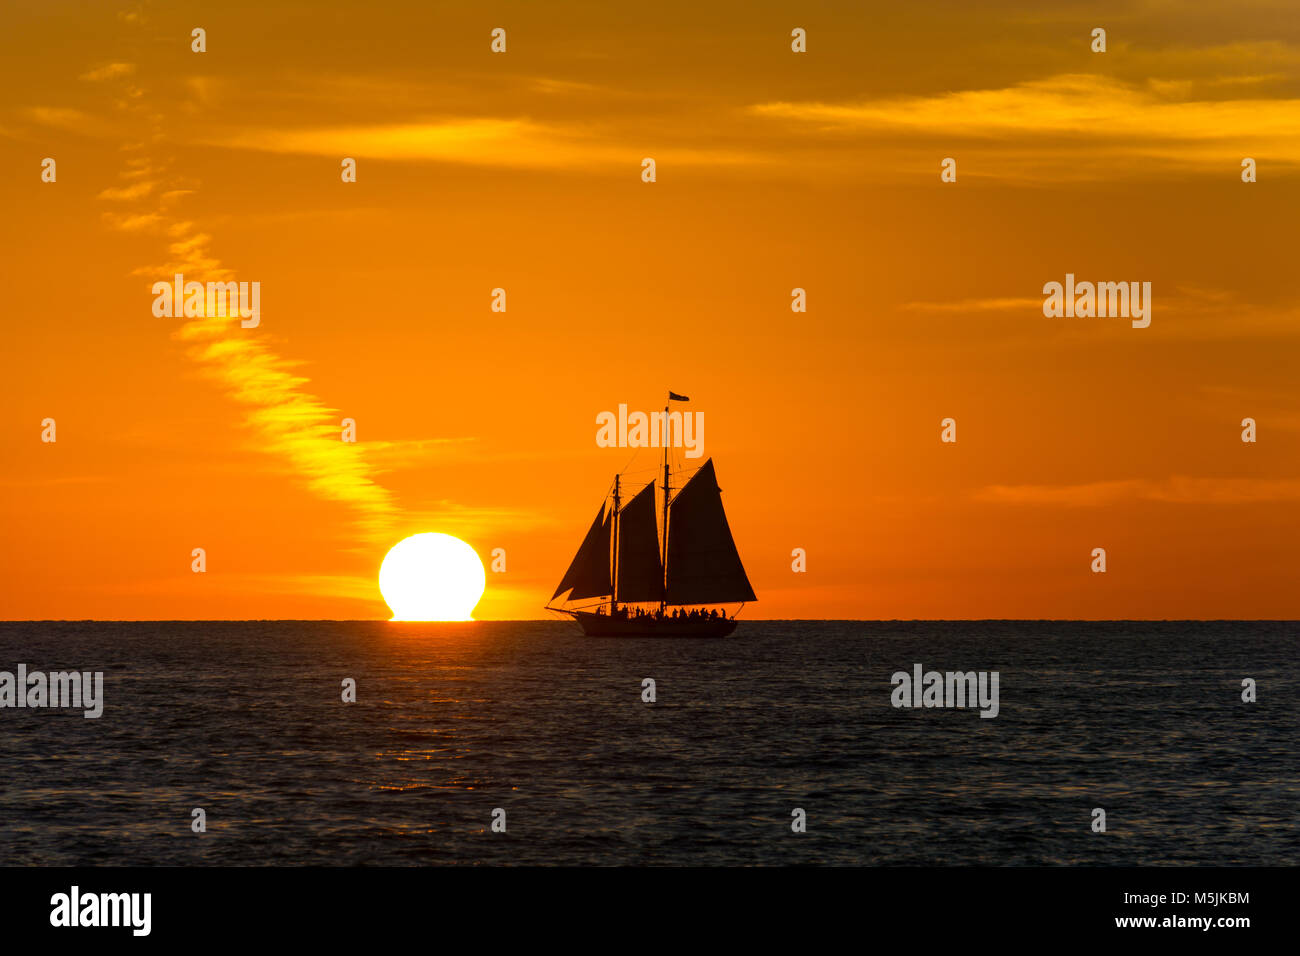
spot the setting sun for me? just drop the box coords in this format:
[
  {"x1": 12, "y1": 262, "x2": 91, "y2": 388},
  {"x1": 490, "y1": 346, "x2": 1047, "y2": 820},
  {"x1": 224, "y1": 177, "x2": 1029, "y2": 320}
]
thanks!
[{"x1": 378, "y1": 533, "x2": 486, "y2": 621}]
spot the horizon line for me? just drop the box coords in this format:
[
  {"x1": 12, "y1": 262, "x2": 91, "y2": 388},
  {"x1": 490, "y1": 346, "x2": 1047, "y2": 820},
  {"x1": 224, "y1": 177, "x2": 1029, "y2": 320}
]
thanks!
[{"x1": 1, "y1": 618, "x2": 1296, "y2": 624}]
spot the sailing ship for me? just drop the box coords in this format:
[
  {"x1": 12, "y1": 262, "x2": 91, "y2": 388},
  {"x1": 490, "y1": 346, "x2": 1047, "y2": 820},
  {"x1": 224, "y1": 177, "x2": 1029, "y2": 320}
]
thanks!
[{"x1": 546, "y1": 393, "x2": 756, "y2": 636}]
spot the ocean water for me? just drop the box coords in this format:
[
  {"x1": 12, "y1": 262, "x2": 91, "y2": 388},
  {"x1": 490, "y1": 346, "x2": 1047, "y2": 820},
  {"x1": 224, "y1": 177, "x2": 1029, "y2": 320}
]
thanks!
[{"x1": 0, "y1": 620, "x2": 1295, "y2": 866}]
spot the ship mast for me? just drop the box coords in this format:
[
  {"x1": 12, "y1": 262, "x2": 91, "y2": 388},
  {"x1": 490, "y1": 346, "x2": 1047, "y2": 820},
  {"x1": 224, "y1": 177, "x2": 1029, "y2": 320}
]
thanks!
[
  {"x1": 660, "y1": 398, "x2": 671, "y2": 613},
  {"x1": 610, "y1": 474, "x2": 620, "y2": 614}
]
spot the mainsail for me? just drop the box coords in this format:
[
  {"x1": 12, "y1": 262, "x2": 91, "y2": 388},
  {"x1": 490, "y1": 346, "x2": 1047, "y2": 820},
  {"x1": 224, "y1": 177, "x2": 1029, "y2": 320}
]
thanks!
[
  {"x1": 616, "y1": 480, "x2": 663, "y2": 603},
  {"x1": 552, "y1": 503, "x2": 612, "y2": 600},
  {"x1": 664, "y1": 459, "x2": 756, "y2": 605}
]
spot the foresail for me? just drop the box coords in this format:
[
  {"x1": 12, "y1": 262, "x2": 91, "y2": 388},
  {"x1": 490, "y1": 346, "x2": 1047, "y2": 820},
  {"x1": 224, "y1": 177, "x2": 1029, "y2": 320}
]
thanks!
[
  {"x1": 664, "y1": 459, "x2": 756, "y2": 605},
  {"x1": 552, "y1": 502, "x2": 612, "y2": 600},
  {"x1": 616, "y1": 480, "x2": 663, "y2": 603}
]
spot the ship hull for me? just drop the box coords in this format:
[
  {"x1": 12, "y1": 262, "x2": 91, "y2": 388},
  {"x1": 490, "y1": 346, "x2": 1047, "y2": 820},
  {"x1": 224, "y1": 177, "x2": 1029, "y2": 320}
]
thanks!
[{"x1": 569, "y1": 610, "x2": 738, "y2": 637}]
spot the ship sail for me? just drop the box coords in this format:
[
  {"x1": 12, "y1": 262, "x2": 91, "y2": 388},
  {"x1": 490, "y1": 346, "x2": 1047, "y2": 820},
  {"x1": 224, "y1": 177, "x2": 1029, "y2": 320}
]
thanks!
[
  {"x1": 664, "y1": 459, "x2": 756, "y2": 605},
  {"x1": 552, "y1": 502, "x2": 612, "y2": 600},
  {"x1": 616, "y1": 480, "x2": 663, "y2": 603}
]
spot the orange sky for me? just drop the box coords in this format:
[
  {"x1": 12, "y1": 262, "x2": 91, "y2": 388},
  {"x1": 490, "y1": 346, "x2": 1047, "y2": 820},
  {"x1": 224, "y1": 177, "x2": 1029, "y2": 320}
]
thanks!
[{"x1": 3, "y1": 0, "x2": 1298, "y2": 620}]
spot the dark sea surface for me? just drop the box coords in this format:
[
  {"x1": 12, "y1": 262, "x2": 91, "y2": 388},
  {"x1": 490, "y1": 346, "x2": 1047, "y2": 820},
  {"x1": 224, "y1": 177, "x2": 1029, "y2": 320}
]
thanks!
[{"x1": 0, "y1": 621, "x2": 1295, "y2": 866}]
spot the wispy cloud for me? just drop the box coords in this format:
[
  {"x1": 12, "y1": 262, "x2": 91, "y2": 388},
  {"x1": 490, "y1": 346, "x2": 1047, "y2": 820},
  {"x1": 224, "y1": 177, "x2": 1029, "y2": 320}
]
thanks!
[
  {"x1": 197, "y1": 116, "x2": 762, "y2": 170},
  {"x1": 900, "y1": 286, "x2": 1300, "y2": 340},
  {"x1": 750, "y1": 73, "x2": 1300, "y2": 178},
  {"x1": 23, "y1": 106, "x2": 112, "y2": 135},
  {"x1": 752, "y1": 72, "x2": 1298, "y2": 139},
  {"x1": 976, "y1": 477, "x2": 1300, "y2": 506},
  {"x1": 903, "y1": 297, "x2": 1042, "y2": 313},
  {"x1": 98, "y1": 180, "x2": 155, "y2": 201},
  {"x1": 173, "y1": 307, "x2": 402, "y2": 541},
  {"x1": 80, "y1": 63, "x2": 136, "y2": 82},
  {"x1": 89, "y1": 59, "x2": 405, "y2": 545},
  {"x1": 100, "y1": 211, "x2": 164, "y2": 232}
]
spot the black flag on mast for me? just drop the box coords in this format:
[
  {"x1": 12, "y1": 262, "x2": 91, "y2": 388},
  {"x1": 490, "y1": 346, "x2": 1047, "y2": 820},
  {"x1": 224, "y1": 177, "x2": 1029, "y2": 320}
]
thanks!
[{"x1": 668, "y1": 391, "x2": 690, "y2": 402}]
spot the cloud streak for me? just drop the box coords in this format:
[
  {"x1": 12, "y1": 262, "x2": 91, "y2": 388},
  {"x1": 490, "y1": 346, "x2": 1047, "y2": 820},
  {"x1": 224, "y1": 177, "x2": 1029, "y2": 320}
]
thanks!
[
  {"x1": 197, "y1": 116, "x2": 763, "y2": 170},
  {"x1": 92, "y1": 59, "x2": 403, "y2": 545},
  {"x1": 80, "y1": 63, "x2": 136, "y2": 82},
  {"x1": 751, "y1": 73, "x2": 1300, "y2": 178},
  {"x1": 975, "y1": 476, "x2": 1300, "y2": 506}
]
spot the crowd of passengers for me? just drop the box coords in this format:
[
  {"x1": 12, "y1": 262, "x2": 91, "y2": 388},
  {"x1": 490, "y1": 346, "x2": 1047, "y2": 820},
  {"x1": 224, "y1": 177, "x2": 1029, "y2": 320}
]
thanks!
[{"x1": 599, "y1": 605, "x2": 728, "y2": 621}]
